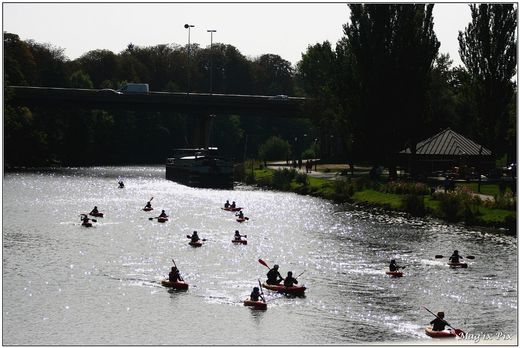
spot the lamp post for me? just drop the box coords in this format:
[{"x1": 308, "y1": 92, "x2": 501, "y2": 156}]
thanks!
[
  {"x1": 184, "y1": 24, "x2": 195, "y2": 93},
  {"x1": 207, "y1": 29, "x2": 216, "y2": 94}
]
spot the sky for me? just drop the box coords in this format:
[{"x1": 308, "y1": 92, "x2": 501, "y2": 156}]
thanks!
[{"x1": 3, "y1": 2, "x2": 472, "y2": 68}]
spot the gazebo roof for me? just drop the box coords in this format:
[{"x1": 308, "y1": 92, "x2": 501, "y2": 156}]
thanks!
[{"x1": 400, "y1": 128, "x2": 492, "y2": 156}]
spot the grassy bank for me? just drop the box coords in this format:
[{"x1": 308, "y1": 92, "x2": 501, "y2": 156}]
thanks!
[{"x1": 238, "y1": 164, "x2": 516, "y2": 235}]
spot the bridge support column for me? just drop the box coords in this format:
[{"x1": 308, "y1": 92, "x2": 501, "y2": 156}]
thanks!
[{"x1": 193, "y1": 113, "x2": 216, "y2": 149}]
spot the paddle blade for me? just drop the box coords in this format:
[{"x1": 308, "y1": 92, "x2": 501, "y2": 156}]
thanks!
[
  {"x1": 186, "y1": 235, "x2": 191, "y2": 239},
  {"x1": 150, "y1": 197, "x2": 154, "y2": 201},
  {"x1": 91, "y1": 219, "x2": 97, "y2": 223},
  {"x1": 466, "y1": 255, "x2": 475, "y2": 259},
  {"x1": 435, "y1": 255, "x2": 444, "y2": 259},
  {"x1": 258, "y1": 259, "x2": 270, "y2": 269},
  {"x1": 245, "y1": 217, "x2": 249, "y2": 220},
  {"x1": 149, "y1": 217, "x2": 154, "y2": 220}
]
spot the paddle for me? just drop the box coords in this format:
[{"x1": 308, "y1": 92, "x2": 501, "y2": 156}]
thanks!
[
  {"x1": 186, "y1": 235, "x2": 207, "y2": 241},
  {"x1": 258, "y1": 258, "x2": 271, "y2": 270},
  {"x1": 144, "y1": 197, "x2": 153, "y2": 209},
  {"x1": 422, "y1": 306, "x2": 465, "y2": 336},
  {"x1": 258, "y1": 279, "x2": 266, "y2": 303},
  {"x1": 435, "y1": 255, "x2": 475, "y2": 259},
  {"x1": 171, "y1": 259, "x2": 184, "y2": 281},
  {"x1": 80, "y1": 215, "x2": 97, "y2": 223},
  {"x1": 295, "y1": 270, "x2": 306, "y2": 279},
  {"x1": 149, "y1": 215, "x2": 168, "y2": 221}
]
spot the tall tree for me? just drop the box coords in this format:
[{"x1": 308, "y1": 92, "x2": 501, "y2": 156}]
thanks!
[
  {"x1": 340, "y1": 4, "x2": 440, "y2": 175},
  {"x1": 458, "y1": 4, "x2": 517, "y2": 160}
]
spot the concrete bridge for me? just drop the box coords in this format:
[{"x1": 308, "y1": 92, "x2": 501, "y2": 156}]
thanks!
[{"x1": 6, "y1": 86, "x2": 309, "y2": 147}]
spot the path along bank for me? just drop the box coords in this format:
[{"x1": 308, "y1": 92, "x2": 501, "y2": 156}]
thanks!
[{"x1": 237, "y1": 162, "x2": 516, "y2": 235}]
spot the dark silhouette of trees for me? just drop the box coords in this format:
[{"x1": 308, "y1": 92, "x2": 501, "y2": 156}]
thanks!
[{"x1": 458, "y1": 4, "x2": 517, "y2": 161}]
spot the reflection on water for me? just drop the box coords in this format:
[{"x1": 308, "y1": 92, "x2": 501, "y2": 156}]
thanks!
[{"x1": 3, "y1": 166, "x2": 517, "y2": 345}]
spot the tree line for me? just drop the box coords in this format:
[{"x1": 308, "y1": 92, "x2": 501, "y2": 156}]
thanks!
[{"x1": 4, "y1": 3, "x2": 517, "y2": 171}]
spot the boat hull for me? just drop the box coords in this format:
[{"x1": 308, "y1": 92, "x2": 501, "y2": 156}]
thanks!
[
  {"x1": 161, "y1": 279, "x2": 189, "y2": 290},
  {"x1": 262, "y1": 283, "x2": 306, "y2": 295},
  {"x1": 244, "y1": 299, "x2": 267, "y2": 310}
]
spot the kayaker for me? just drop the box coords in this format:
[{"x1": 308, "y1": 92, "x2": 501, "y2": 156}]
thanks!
[
  {"x1": 283, "y1": 271, "x2": 299, "y2": 287},
  {"x1": 234, "y1": 230, "x2": 243, "y2": 241},
  {"x1": 430, "y1": 311, "x2": 448, "y2": 331},
  {"x1": 449, "y1": 250, "x2": 463, "y2": 263},
  {"x1": 224, "y1": 200, "x2": 230, "y2": 208},
  {"x1": 144, "y1": 201, "x2": 152, "y2": 209},
  {"x1": 389, "y1": 260, "x2": 401, "y2": 272},
  {"x1": 168, "y1": 266, "x2": 182, "y2": 282},
  {"x1": 236, "y1": 211, "x2": 244, "y2": 219},
  {"x1": 118, "y1": 180, "x2": 124, "y2": 188},
  {"x1": 230, "y1": 201, "x2": 236, "y2": 209},
  {"x1": 80, "y1": 214, "x2": 91, "y2": 225},
  {"x1": 90, "y1": 206, "x2": 99, "y2": 215},
  {"x1": 266, "y1": 264, "x2": 283, "y2": 285},
  {"x1": 190, "y1": 231, "x2": 200, "y2": 243},
  {"x1": 159, "y1": 210, "x2": 168, "y2": 218},
  {"x1": 250, "y1": 287, "x2": 261, "y2": 301}
]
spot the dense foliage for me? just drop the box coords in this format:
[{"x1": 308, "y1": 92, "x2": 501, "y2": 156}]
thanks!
[{"x1": 4, "y1": 3, "x2": 517, "y2": 169}]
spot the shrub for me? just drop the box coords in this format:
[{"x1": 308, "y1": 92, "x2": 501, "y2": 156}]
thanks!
[
  {"x1": 295, "y1": 172, "x2": 309, "y2": 186},
  {"x1": 333, "y1": 179, "x2": 354, "y2": 198},
  {"x1": 438, "y1": 193, "x2": 463, "y2": 222},
  {"x1": 386, "y1": 181, "x2": 430, "y2": 195},
  {"x1": 272, "y1": 168, "x2": 296, "y2": 191},
  {"x1": 402, "y1": 194, "x2": 426, "y2": 217}
]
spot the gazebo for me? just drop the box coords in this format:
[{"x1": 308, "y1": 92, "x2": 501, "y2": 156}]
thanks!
[{"x1": 399, "y1": 128, "x2": 495, "y2": 175}]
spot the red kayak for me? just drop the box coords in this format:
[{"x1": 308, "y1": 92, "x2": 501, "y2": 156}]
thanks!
[
  {"x1": 448, "y1": 262, "x2": 468, "y2": 268},
  {"x1": 157, "y1": 217, "x2": 168, "y2": 223},
  {"x1": 161, "y1": 279, "x2": 189, "y2": 290},
  {"x1": 244, "y1": 299, "x2": 267, "y2": 310},
  {"x1": 89, "y1": 212, "x2": 104, "y2": 217},
  {"x1": 236, "y1": 217, "x2": 248, "y2": 223},
  {"x1": 189, "y1": 240, "x2": 203, "y2": 247},
  {"x1": 232, "y1": 239, "x2": 247, "y2": 245},
  {"x1": 262, "y1": 283, "x2": 306, "y2": 295},
  {"x1": 222, "y1": 207, "x2": 242, "y2": 212},
  {"x1": 82, "y1": 222, "x2": 93, "y2": 227},
  {"x1": 386, "y1": 271, "x2": 403, "y2": 277},
  {"x1": 143, "y1": 207, "x2": 153, "y2": 212},
  {"x1": 425, "y1": 326, "x2": 462, "y2": 338}
]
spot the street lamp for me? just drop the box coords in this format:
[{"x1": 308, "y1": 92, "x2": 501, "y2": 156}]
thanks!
[
  {"x1": 184, "y1": 24, "x2": 195, "y2": 93},
  {"x1": 207, "y1": 29, "x2": 216, "y2": 94}
]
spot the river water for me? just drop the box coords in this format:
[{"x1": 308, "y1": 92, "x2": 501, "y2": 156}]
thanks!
[{"x1": 2, "y1": 166, "x2": 517, "y2": 345}]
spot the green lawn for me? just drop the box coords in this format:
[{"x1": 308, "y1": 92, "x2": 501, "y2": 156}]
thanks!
[
  {"x1": 458, "y1": 182, "x2": 501, "y2": 196},
  {"x1": 352, "y1": 190, "x2": 403, "y2": 209}
]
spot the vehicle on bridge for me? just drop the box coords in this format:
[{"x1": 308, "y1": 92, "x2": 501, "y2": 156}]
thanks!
[
  {"x1": 118, "y1": 83, "x2": 149, "y2": 94},
  {"x1": 165, "y1": 147, "x2": 234, "y2": 189}
]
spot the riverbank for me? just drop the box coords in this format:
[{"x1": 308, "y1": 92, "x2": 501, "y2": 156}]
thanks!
[{"x1": 238, "y1": 162, "x2": 516, "y2": 235}]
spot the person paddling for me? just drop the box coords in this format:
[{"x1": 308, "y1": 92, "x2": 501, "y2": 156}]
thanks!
[
  {"x1": 230, "y1": 201, "x2": 236, "y2": 209},
  {"x1": 189, "y1": 231, "x2": 200, "y2": 243},
  {"x1": 449, "y1": 250, "x2": 463, "y2": 264},
  {"x1": 90, "y1": 206, "x2": 99, "y2": 215},
  {"x1": 144, "y1": 200, "x2": 152, "y2": 210},
  {"x1": 283, "y1": 271, "x2": 299, "y2": 287},
  {"x1": 224, "y1": 200, "x2": 230, "y2": 209},
  {"x1": 266, "y1": 264, "x2": 283, "y2": 285},
  {"x1": 430, "y1": 311, "x2": 448, "y2": 331},
  {"x1": 234, "y1": 230, "x2": 244, "y2": 241},
  {"x1": 80, "y1": 214, "x2": 91, "y2": 225},
  {"x1": 250, "y1": 287, "x2": 261, "y2": 301},
  {"x1": 389, "y1": 260, "x2": 402, "y2": 272},
  {"x1": 236, "y1": 211, "x2": 244, "y2": 219},
  {"x1": 168, "y1": 266, "x2": 183, "y2": 282},
  {"x1": 118, "y1": 180, "x2": 124, "y2": 188},
  {"x1": 159, "y1": 210, "x2": 168, "y2": 218}
]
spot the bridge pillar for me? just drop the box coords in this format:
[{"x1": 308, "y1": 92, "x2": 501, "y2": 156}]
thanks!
[{"x1": 193, "y1": 113, "x2": 216, "y2": 149}]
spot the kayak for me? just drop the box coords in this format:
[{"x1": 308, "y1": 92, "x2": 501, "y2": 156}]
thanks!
[
  {"x1": 232, "y1": 239, "x2": 247, "y2": 245},
  {"x1": 157, "y1": 217, "x2": 169, "y2": 223},
  {"x1": 425, "y1": 326, "x2": 461, "y2": 338},
  {"x1": 82, "y1": 222, "x2": 92, "y2": 227},
  {"x1": 236, "y1": 218, "x2": 247, "y2": 223},
  {"x1": 189, "y1": 240, "x2": 203, "y2": 247},
  {"x1": 143, "y1": 207, "x2": 153, "y2": 212},
  {"x1": 222, "y1": 207, "x2": 242, "y2": 212},
  {"x1": 262, "y1": 283, "x2": 306, "y2": 295},
  {"x1": 89, "y1": 212, "x2": 104, "y2": 217},
  {"x1": 386, "y1": 271, "x2": 403, "y2": 277},
  {"x1": 244, "y1": 299, "x2": 267, "y2": 310},
  {"x1": 161, "y1": 279, "x2": 189, "y2": 290},
  {"x1": 448, "y1": 262, "x2": 468, "y2": 268}
]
